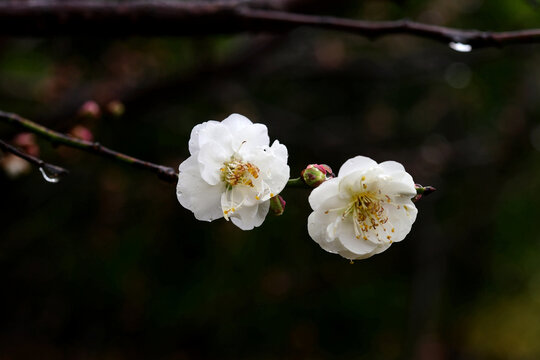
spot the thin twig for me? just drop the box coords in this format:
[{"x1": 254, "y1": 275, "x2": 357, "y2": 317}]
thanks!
[
  {"x1": 237, "y1": 8, "x2": 540, "y2": 48},
  {"x1": 286, "y1": 177, "x2": 307, "y2": 188},
  {"x1": 0, "y1": 1, "x2": 539, "y2": 48},
  {"x1": 0, "y1": 138, "x2": 69, "y2": 179},
  {"x1": 0, "y1": 110, "x2": 178, "y2": 183}
]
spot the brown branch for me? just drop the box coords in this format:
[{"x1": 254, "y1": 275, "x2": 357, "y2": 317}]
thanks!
[
  {"x1": 0, "y1": 1, "x2": 539, "y2": 48},
  {"x1": 0, "y1": 110, "x2": 178, "y2": 183},
  {"x1": 0, "y1": 138, "x2": 69, "y2": 180},
  {"x1": 237, "y1": 9, "x2": 540, "y2": 48}
]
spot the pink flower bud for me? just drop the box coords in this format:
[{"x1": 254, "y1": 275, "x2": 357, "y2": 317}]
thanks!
[
  {"x1": 269, "y1": 195, "x2": 286, "y2": 216},
  {"x1": 13, "y1": 133, "x2": 39, "y2": 156},
  {"x1": 13, "y1": 133, "x2": 35, "y2": 147},
  {"x1": 301, "y1": 164, "x2": 335, "y2": 188},
  {"x1": 78, "y1": 100, "x2": 101, "y2": 119},
  {"x1": 70, "y1": 125, "x2": 94, "y2": 142}
]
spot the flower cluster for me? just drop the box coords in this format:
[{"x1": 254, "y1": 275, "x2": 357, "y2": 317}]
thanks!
[{"x1": 177, "y1": 114, "x2": 423, "y2": 260}]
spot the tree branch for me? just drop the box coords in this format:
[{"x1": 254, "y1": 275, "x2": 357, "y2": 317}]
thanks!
[
  {"x1": 0, "y1": 1, "x2": 539, "y2": 48},
  {"x1": 0, "y1": 110, "x2": 178, "y2": 183},
  {"x1": 0, "y1": 138, "x2": 70, "y2": 180},
  {"x1": 238, "y1": 9, "x2": 540, "y2": 48}
]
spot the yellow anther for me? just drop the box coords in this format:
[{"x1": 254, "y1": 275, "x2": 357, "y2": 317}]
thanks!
[
  {"x1": 222, "y1": 159, "x2": 260, "y2": 187},
  {"x1": 345, "y1": 190, "x2": 389, "y2": 242}
]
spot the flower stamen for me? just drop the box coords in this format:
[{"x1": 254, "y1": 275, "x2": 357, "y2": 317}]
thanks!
[
  {"x1": 344, "y1": 191, "x2": 390, "y2": 243},
  {"x1": 222, "y1": 158, "x2": 260, "y2": 187}
]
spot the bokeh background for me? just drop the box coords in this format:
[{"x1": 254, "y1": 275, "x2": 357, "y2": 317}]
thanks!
[{"x1": 2, "y1": 0, "x2": 540, "y2": 359}]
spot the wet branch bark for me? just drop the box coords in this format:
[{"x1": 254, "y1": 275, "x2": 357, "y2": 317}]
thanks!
[
  {"x1": 0, "y1": 1, "x2": 539, "y2": 48},
  {"x1": 0, "y1": 110, "x2": 178, "y2": 183},
  {"x1": 0, "y1": 138, "x2": 70, "y2": 178}
]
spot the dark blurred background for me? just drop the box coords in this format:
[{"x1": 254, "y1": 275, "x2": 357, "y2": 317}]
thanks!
[{"x1": 2, "y1": 0, "x2": 540, "y2": 359}]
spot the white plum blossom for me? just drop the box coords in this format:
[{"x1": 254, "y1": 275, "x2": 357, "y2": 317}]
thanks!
[
  {"x1": 177, "y1": 114, "x2": 290, "y2": 230},
  {"x1": 307, "y1": 156, "x2": 418, "y2": 260}
]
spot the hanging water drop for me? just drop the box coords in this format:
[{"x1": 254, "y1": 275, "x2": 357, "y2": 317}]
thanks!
[
  {"x1": 39, "y1": 166, "x2": 61, "y2": 183},
  {"x1": 449, "y1": 42, "x2": 472, "y2": 53}
]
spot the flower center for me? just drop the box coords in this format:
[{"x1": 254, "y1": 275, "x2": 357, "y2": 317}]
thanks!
[
  {"x1": 344, "y1": 191, "x2": 389, "y2": 241},
  {"x1": 221, "y1": 159, "x2": 260, "y2": 188}
]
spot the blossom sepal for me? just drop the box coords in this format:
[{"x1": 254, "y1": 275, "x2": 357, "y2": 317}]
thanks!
[{"x1": 412, "y1": 184, "x2": 436, "y2": 202}]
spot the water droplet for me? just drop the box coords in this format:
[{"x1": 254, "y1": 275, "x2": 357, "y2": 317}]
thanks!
[
  {"x1": 39, "y1": 166, "x2": 61, "y2": 183},
  {"x1": 448, "y1": 42, "x2": 472, "y2": 53}
]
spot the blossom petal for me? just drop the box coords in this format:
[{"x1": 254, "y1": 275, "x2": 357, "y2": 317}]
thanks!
[
  {"x1": 307, "y1": 195, "x2": 356, "y2": 255},
  {"x1": 338, "y1": 155, "x2": 378, "y2": 177},
  {"x1": 308, "y1": 177, "x2": 341, "y2": 210},
  {"x1": 188, "y1": 120, "x2": 220, "y2": 154},
  {"x1": 230, "y1": 201, "x2": 270, "y2": 230},
  {"x1": 383, "y1": 201, "x2": 418, "y2": 242},
  {"x1": 244, "y1": 141, "x2": 290, "y2": 200},
  {"x1": 307, "y1": 210, "x2": 347, "y2": 254},
  {"x1": 197, "y1": 141, "x2": 230, "y2": 185},
  {"x1": 177, "y1": 155, "x2": 225, "y2": 221},
  {"x1": 377, "y1": 176, "x2": 417, "y2": 200},
  {"x1": 265, "y1": 141, "x2": 290, "y2": 195},
  {"x1": 268, "y1": 140, "x2": 288, "y2": 161},
  {"x1": 371, "y1": 243, "x2": 392, "y2": 255},
  {"x1": 379, "y1": 160, "x2": 405, "y2": 174},
  {"x1": 222, "y1": 185, "x2": 259, "y2": 210},
  {"x1": 379, "y1": 161, "x2": 416, "y2": 196},
  {"x1": 334, "y1": 217, "x2": 379, "y2": 257},
  {"x1": 222, "y1": 113, "x2": 270, "y2": 151}
]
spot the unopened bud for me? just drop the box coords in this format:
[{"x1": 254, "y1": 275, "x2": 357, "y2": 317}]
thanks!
[
  {"x1": 413, "y1": 184, "x2": 436, "y2": 202},
  {"x1": 70, "y1": 125, "x2": 94, "y2": 142},
  {"x1": 106, "y1": 100, "x2": 125, "y2": 117},
  {"x1": 13, "y1": 133, "x2": 35, "y2": 147},
  {"x1": 269, "y1": 195, "x2": 286, "y2": 216},
  {"x1": 78, "y1": 100, "x2": 101, "y2": 119},
  {"x1": 301, "y1": 164, "x2": 334, "y2": 188},
  {"x1": 13, "y1": 133, "x2": 39, "y2": 157}
]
